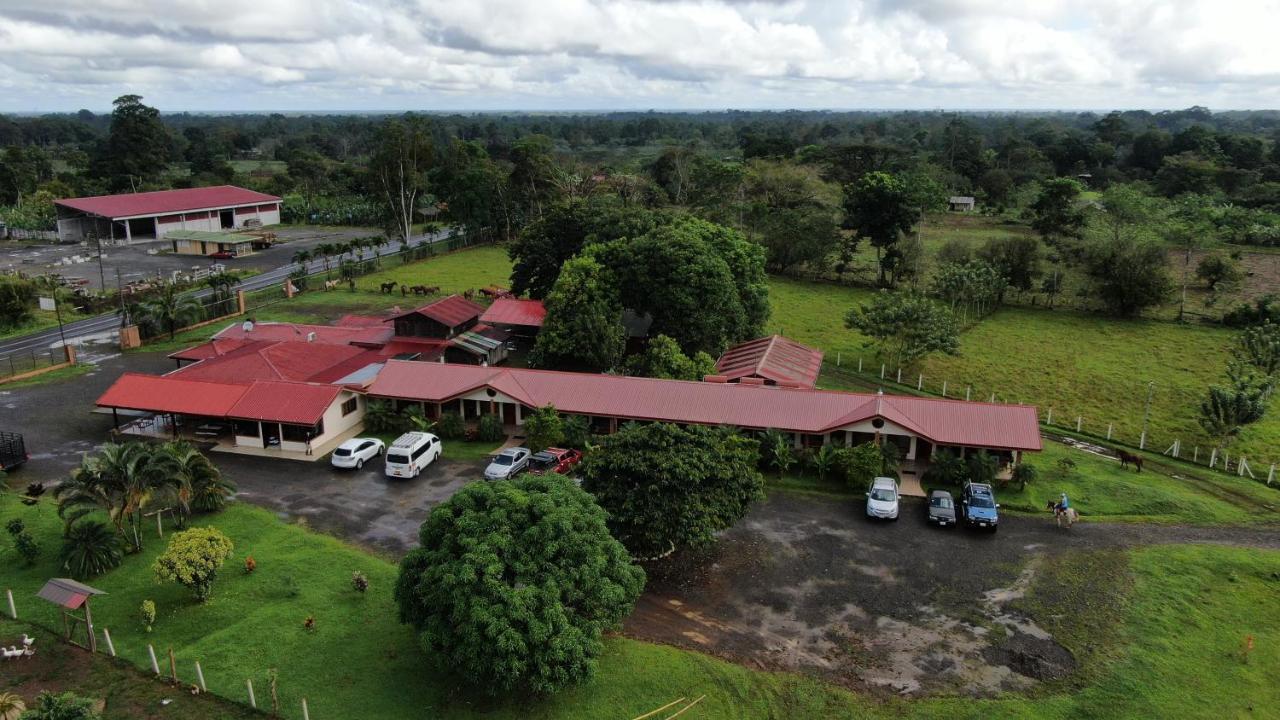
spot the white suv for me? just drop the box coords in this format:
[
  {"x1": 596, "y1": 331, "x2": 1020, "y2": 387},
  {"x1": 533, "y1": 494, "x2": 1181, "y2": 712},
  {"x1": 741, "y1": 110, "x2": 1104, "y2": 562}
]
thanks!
[
  {"x1": 865, "y1": 476, "x2": 900, "y2": 520},
  {"x1": 330, "y1": 438, "x2": 385, "y2": 470},
  {"x1": 384, "y1": 432, "x2": 442, "y2": 479}
]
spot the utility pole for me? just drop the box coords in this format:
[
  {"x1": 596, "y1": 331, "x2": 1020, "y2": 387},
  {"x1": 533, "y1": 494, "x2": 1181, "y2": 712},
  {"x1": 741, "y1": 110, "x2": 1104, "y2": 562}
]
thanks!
[
  {"x1": 116, "y1": 268, "x2": 128, "y2": 329},
  {"x1": 91, "y1": 232, "x2": 107, "y2": 291},
  {"x1": 53, "y1": 292, "x2": 68, "y2": 349}
]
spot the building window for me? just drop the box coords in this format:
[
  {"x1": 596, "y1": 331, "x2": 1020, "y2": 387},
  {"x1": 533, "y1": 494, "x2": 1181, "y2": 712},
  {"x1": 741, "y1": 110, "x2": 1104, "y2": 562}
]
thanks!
[
  {"x1": 341, "y1": 397, "x2": 359, "y2": 416},
  {"x1": 281, "y1": 421, "x2": 323, "y2": 443},
  {"x1": 232, "y1": 419, "x2": 259, "y2": 437}
]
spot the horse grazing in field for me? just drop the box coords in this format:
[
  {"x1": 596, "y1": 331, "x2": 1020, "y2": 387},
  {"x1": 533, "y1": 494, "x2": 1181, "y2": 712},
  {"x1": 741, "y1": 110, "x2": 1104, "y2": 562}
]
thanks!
[
  {"x1": 1117, "y1": 450, "x2": 1143, "y2": 473},
  {"x1": 1045, "y1": 500, "x2": 1080, "y2": 528},
  {"x1": 421, "y1": 285, "x2": 440, "y2": 295},
  {"x1": 463, "y1": 289, "x2": 476, "y2": 300},
  {"x1": 323, "y1": 279, "x2": 341, "y2": 291},
  {"x1": 380, "y1": 281, "x2": 398, "y2": 294},
  {"x1": 410, "y1": 285, "x2": 432, "y2": 296}
]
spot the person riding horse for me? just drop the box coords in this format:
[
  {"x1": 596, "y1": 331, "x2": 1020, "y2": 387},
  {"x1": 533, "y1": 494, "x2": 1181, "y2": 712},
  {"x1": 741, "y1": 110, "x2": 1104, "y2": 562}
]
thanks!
[{"x1": 1053, "y1": 492, "x2": 1070, "y2": 516}]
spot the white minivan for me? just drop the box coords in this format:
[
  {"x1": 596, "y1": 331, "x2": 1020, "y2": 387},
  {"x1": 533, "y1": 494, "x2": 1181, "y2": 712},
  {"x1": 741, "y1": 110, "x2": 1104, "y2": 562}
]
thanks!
[{"x1": 384, "y1": 432, "x2": 442, "y2": 479}]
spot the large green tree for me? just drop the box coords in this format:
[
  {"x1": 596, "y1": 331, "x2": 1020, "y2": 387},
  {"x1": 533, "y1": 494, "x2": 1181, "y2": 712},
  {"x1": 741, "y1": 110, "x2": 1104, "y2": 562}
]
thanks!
[
  {"x1": 1030, "y1": 177, "x2": 1086, "y2": 245},
  {"x1": 845, "y1": 291, "x2": 960, "y2": 368},
  {"x1": 623, "y1": 334, "x2": 716, "y2": 380},
  {"x1": 1079, "y1": 235, "x2": 1173, "y2": 317},
  {"x1": 740, "y1": 160, "x2": 841, "y2": 272},
  {"x1": 530, "y1": 256, "x2": 626, "y2": 371},
  {"x1": 394, "y1": 475, "x2": 644, "y2": 695},
  {"x1": 508, "y1": 199, "x2": 659, "y2": 299},
  {"x1": 842, "y1": 171, "x2": 918, "y2": 285},
  {"x1": 578, "y1": 423, "x2": 764, "y2": 557},
  {"x1": 91, "y1": 95, "x2": 171, "y2": 192},
  {"x1": 370, "y1": 117, "x2": 434, "y2": 243}
]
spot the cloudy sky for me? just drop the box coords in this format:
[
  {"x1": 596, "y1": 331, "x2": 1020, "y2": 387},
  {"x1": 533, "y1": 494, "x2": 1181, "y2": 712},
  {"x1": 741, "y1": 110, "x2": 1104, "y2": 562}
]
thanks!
[{"x1": 1, "y1": 0, "x2": 1278, "y2": 112}]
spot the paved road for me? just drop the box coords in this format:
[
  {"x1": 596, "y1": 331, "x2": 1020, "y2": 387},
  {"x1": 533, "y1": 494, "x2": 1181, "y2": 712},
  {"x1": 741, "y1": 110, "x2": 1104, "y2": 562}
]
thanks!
[{"x1": 0, "y1": 228, "x2": 455, "y2": 358}]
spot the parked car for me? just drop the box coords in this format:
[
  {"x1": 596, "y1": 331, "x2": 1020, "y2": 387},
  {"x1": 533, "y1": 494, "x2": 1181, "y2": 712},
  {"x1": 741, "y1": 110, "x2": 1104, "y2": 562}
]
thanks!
[
  {"x1": 384, "y1": 432, "x2": 441, "y2": 479},
  {"x1": 927, "y1": 489, "x2": 956, "y2": 527},
  {"x1": 484, "y1": 447, "x2": 531, "y2": 480},
  {"x1": 960, "y1": 481, "x2": 1000, "y2": 531},
  {"x1": 208, "y1": 250, "x2": 237, "y2": 259},
  {"x1": 526, "y1": 447, "x2": 583, "y2": 476},
  {"x1": 865, "y1": 476, "x2": 900, "y2": 520},
  {"x1": 330, "y1": 437, "x2": 385, "y2": 470}
]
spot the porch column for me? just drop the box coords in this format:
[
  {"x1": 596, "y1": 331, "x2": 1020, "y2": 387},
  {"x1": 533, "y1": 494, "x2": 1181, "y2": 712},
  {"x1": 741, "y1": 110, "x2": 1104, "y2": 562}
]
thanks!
[
  {"x1": 459, "y1": 401, "x2": 466, "y2": 419},
  {"x1": 845, "y1": 430, "x2": 853, "y2": 447},
  {"x1": 793, "y1": 433, "x2": 802, "y2": 449},
  {"x1": 1012, "y1": 450, "x2": 1021, "y2": 466},
  {"x1": 515, "y1": 404, "x2": 523, "y2": 425},
  {"x1": 125, "y1": 220, "x2": 132, "y2": 243},
  {"x1": 907, "y1": 436, "x2": 917, "y2": 461},
  {"x1": 822, "y1": 433, "x2": 831, "y2": 446}
]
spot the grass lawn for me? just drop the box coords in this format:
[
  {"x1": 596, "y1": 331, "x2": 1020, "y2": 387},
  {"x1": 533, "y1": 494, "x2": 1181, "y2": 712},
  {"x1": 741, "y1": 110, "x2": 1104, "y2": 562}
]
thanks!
[
  {"x1": 0, "y1": 360, "x2": 93, "y2": 388},
  {"x1": 3, "y1": 490, "x2": 1277, "y2": 720},
  {"x1": 0, "y1": 306, "x2": 92, "y2": 342}
]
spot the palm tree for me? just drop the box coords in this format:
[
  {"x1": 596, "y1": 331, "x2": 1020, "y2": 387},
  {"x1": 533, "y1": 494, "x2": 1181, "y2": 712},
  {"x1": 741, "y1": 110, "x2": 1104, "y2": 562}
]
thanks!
[
  {"x1": 56, "y1": 442, "x2": 177, "y2": 552},
  {"x1": 204, "y1": 272, "x2": 240, "y2": 317},
  {"x1": 136, "y1": 283, "x2": 205, "y2": 340},
  {"x1": 0, "y1": 692, "x2": 26, "y2": 720},
  {"x1": 291, "y1": 248, "x2": 313, "y2": 269},
  {"x1": 158, "y1": 440, "x2": 236, "y2": 519},
  {"x1": 60, "y1": 520, "x2": 125, "y2": 579},
  {"x1": 314, "y1": 243, "x2": 335, "y2": 277}
]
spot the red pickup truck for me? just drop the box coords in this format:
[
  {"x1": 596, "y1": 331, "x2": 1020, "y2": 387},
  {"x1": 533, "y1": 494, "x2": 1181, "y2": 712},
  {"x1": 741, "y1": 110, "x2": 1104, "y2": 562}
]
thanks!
[{"x1": 526, "y1": 447, "x2": 583, "y2": 476}]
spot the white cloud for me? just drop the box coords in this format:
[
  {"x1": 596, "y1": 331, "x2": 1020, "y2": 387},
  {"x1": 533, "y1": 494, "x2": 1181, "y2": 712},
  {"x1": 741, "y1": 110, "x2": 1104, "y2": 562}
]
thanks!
[{"x1": 0, "y1": 0, "x2": 1277, "y2": 110}]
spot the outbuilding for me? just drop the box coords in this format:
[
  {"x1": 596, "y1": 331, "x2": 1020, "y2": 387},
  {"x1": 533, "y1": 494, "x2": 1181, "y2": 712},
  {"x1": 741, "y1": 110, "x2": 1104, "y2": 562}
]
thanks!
[
  {"x1": 948, "y1": 196, "x2": 976, "y2": 212},
  {"x1": 55, "y1": 185, "x2": 281, "y2": 245}
]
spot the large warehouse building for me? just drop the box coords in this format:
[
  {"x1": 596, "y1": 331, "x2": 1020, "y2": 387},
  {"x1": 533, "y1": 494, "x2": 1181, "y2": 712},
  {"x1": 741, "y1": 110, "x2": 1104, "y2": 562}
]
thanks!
[{"x1": 55, "y1": 185, "x2": 282, "y2": 244}]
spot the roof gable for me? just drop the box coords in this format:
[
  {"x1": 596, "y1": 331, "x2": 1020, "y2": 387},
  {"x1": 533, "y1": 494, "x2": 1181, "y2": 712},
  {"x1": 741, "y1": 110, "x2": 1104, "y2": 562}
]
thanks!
[
  {"x1": 715, "y1": 335, "x2": 824, "y2": 388},
  {"x1": 479, "y1": 298, "x2": 547, "y2": 327},
  {"x1": 389, "y1": 295, "x2": 485, "y2": 328}
]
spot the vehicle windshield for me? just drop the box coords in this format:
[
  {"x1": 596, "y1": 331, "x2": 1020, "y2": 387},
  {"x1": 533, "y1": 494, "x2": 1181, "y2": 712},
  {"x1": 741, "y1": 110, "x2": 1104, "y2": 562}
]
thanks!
[
  {"x1": 493, "y1": 455, "x2": 513, "y2": 466},
  {"x1": 530, "y1": 454, "x2": 554, "y2": 468},
  {"x1": 334, "y1": 448, "x2": 351, "y2": 457},
  {"x1": 386, "y1": 453, "x2": 409, "y2": 465},
  {"x1": 930, "y1": 496, "x2": 952, "y2": 509},
  {"x1": 870, "y1": 488, "x2": 896, "y2": 502},
  {"x1": 970, "y1": 495, "x2": 995, "y2": 509}
]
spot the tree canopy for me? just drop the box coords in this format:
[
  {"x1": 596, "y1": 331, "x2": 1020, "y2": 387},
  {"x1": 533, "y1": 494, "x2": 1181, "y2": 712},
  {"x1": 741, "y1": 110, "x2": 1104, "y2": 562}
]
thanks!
[
  {"x1": 394, "y1": 474, "x2": 644, "y2": 695},
  {"x1": 845, "y1": 290, "x2": 961, "y2": 368},
  {"x1": 578, "y1": 422, "x2": 764, "y2": 557},
  {"x1": 530, "y1": 256, "x2": 626, "y2": 371}
]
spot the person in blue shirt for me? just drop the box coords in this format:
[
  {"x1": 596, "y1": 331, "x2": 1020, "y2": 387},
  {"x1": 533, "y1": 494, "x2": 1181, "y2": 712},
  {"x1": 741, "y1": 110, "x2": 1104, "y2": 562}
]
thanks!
[{"x1": 1056, "y1": 492, "x2": 1070, "y2": 514}]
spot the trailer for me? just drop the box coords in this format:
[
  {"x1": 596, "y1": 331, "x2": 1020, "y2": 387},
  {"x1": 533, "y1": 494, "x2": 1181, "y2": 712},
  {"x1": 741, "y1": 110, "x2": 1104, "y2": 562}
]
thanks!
[{"x1": 0, "y1": 431, "x2": 28, "y2": 471}]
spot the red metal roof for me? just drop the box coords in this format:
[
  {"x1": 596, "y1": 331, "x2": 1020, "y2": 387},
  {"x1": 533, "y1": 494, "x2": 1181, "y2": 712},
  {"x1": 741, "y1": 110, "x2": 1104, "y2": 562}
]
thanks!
[
  {"x1": 715, "y1": 335, "x2": 824, "y2": 389},
  {"x1": 96, "y1": 373, "x2": 248, "y2": 416},
  {"x1": 479, "y1": 298, "x2": 546, "y2": 327},
  {"x1": 228, "y1": 381, "x2": 342, "y2": 425},
  {"x1": 56, "y1": 185, "x2": 280, "y2": 219},
  {"x1": 367, "y1": 361, "x2": 1043, "y2": 452},
  {"x1": 171, "y1": 341, "x2": 373, "y2": 384},
  {"x1": 335, "y1": 313, "x2": 391, "y2": 328},
  {"x1": 388, "y1": 295, "x2": 484, "y2": 328}
]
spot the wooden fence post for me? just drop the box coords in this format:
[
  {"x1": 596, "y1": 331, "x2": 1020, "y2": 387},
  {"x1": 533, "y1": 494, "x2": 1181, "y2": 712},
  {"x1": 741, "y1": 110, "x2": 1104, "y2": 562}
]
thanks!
[
  {"x1": 918, "y1": 374, "x2": 923, "y2": 390},
  {"x1": 857, "y1": 358, "x2": 862, "y2": 373},
  {"x1": 1106, "y1": 423, "x2": 1113, "y2": 440},
  {"x1": 302, "y1": 698, "x2": 311, "y2": 720},
  {"x1": 1209, "y1": 448, "x2": 1218, "y2": 468},
  {"x1": 1268, "y1": 464, "x2": 1275, "y2": 485},
  {"x1": 941, "y1": 381, "x2": 947, "y2": 397},
  {"x1": 103, "y1": 628, "x2": 116, "y2": 657},
  {"x1": 836, "y1": 352, "x2": 841, "y2": 366},
  {"x1": 989, "y1": 393, "x2": 995, "y2": 402},
  {"x1": 1139, "y1": 431, "x2": 1146, "y2": 450},
  {"x1": 195, "y1": 661, "x2": 207, "y2": 692},
  {"x1": 1046, "y1": 408, "x2": 1053, "y2": 425},
  {"x1": 246, "y1": 679, "x2": 257, "y2": 709},
  {"x1": 168, "y1": 647, "x2": 177, "y2": 682},
  {"x1": 896, "y1": 368, "x2": 902, "y2": 383},
  {"x1": 880, "y1": 363, "x2": 885, "y2": 379},
  {"x1": 6, "y1": 589, "x2": 15, "y2": 619},
  {"x1": 965, "y1": 386, "x2": 971, "y2": 401},
  {"x1": 1076, "y1": 417, "x2": 1082, "y2": 432},
  {"x1": 148, "y1": 644, "x2": 160, "y2": 675},
  {"x1": 1193, "y1": 447, "x2": 1199, "y2": 463}
]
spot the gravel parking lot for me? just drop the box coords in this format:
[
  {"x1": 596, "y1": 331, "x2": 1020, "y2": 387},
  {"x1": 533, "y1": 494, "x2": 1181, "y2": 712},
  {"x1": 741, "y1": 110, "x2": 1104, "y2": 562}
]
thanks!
[{"x1": 1, "y1": 226, "x2": 380, "y2": 290}]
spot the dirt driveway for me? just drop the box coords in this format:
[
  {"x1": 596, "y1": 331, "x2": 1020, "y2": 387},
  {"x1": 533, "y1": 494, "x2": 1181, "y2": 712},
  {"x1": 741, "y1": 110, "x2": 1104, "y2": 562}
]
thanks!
[{"x1": 624, "y1": 491, "x2": 1280, "y2": 698}]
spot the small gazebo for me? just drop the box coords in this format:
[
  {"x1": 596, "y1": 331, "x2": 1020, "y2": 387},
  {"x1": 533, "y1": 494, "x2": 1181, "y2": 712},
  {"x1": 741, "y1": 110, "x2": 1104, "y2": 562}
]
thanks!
[{"x1": 36, "y1": 578, "x2": 107, "y2": 653}]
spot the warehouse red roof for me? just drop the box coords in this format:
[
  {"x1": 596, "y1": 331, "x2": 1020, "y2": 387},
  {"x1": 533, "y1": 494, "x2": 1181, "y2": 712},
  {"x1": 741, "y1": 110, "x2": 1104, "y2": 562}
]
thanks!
[
  {"x1": 171, "y1": 341, "x2": 374, "y2": 384},
  {"x1": 367, "y1": 361, "x2": 1042, "y2": 451},
  {"x1": 715, "y1": 335, "x2": 824, "y2": 389},
  {"x1": 228, "y1": 381, "x2": 342, "y2": 425},
  {"x1": 96, "y1": 374, "x2": 248, "y2": 416},
  {"x1": 479, "y1": 298, "x2": 546, "y2": 327},
  {"x1": 388, "y1": 295, "x2": 484, "y2": 328},
  {"x1": 56, "y1": 186, "x2": 280, "y2": 219}
]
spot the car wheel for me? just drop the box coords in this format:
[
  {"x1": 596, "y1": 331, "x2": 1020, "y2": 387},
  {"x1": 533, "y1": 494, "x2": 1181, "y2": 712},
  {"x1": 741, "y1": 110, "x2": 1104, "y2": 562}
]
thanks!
[{"x1": 356, "y1": 459, "x2": 364, "y2": 470}]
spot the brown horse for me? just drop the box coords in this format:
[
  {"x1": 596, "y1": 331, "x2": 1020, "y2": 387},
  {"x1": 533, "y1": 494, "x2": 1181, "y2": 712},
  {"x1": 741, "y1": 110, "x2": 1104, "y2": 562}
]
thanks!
[
  {"x1": 1117, "y1": 450, "x2": 1143, "y2": 472},
  {"x1": 380, "y1": 281, "x2": 398, "y2": 294}
]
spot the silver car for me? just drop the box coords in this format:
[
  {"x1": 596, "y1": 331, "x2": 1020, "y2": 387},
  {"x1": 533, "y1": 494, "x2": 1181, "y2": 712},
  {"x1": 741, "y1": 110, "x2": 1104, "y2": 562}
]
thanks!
[
  {"x1": 484, "y1": 447, "x2": 531, "y2": 480},
  {"x1": 865, "y1": 476, "x2": 900, "y2": 520},
  {"x1": 330, "y1": 438, "x2": 385, "y2": 470}
]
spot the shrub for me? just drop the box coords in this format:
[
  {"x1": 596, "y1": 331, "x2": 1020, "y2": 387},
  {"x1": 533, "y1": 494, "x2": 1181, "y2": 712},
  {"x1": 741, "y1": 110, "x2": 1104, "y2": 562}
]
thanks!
[
  {"x1": 60, "y1": 521, "x2": 124, "y2": 579},
  {"x1": 395, "y1": 475, "x2": 644, "y2": 694},
  {"x1": 965, "y1": 450, "x2": 998, "y2": 485},
  {"x1": 8, "y1": 518, "x2": 39, "y2": 566},
  {"x1": 19, "y1": 691, "x2": 100, "y2": 720},
  {"x1": 352, "y1": 571, "x2": 369, "y2": 593},
  {"x1": 561, "y1": 414, "x2": 590, "y2": 450},
  {"x1": 363, "y1": 399, "x2": 400, "y2": 433},
  {"x1": 1011, "y1": 463, "x2": 1038, "y2": 491},
  {"x1": 476, "y1": 414, "x2": 504, "y2": 443},
  {"x1": 834, "y1": 443, "x2": 884, "y2": 488},
  {"x1": 523, "y1": 405, "x2": 564, "y2": 453},
  {"x1": 153, "y1": 527, "x2": 234, "y2": 602},
  {"x1": 923, "y1": 449, "x2": 967, "y2": 487},
  {"x1": 140, "y1": 600, "x2": 156, "y2": 633},
  {"x1": 435, "y1": 412, "x2": 465, "y2": 440}
]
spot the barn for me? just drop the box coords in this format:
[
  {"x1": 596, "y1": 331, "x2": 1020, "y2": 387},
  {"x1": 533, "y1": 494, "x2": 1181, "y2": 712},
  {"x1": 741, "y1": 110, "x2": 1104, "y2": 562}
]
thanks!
[{"x1": 55, "y1": 185, "x2": 281, "y2": 244}]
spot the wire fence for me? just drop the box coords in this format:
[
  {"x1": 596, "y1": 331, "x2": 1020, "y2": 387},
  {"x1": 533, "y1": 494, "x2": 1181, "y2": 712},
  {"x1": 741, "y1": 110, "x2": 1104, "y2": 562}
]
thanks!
[
  {"x1": 0, "y1": 347, "x2": 71, "y2": 382},
  {"x1": 820, "y1": 357, "x2": 1278, "y2": 486},
  {"x1": 3, "y1": 589, "x2": 313, "y2": 719}
]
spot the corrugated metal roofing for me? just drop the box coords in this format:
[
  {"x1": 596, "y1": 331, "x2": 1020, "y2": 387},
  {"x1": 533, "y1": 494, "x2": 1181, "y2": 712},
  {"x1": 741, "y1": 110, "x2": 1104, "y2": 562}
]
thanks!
[
  {"x1": 36, "y1": 578, "x2": 106, "y2": 610},
  {"x1": 715, "y1": 335, "x2": 824, "y2": 388},
  {"x1": 227, "y1": 381, "x2": 342, "y2": 425},
  {"x1": 367, "y1": 360, "x2": 1043, "y2": 451},
  {"x1": 171, "y1": 341, "x2": 372, "y2": 384},
  {"x1": 56, "y1": 186, "x2": 280, "y2": 219},
  {"x1": 388, "y1": 295, "x2": 484, "y2": 328},
  {"x1": 479, "y1": 298, "x2": 547, "y2": 327},
  {"x1": 96, "y1": 373, "x2": 248, "y2": 416}
]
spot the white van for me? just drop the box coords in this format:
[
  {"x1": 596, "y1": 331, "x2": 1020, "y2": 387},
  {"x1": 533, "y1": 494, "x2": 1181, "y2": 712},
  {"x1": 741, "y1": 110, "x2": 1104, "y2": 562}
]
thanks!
[{"x1": 384, "y1": 432, "x2": 442, "y2": 479}]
